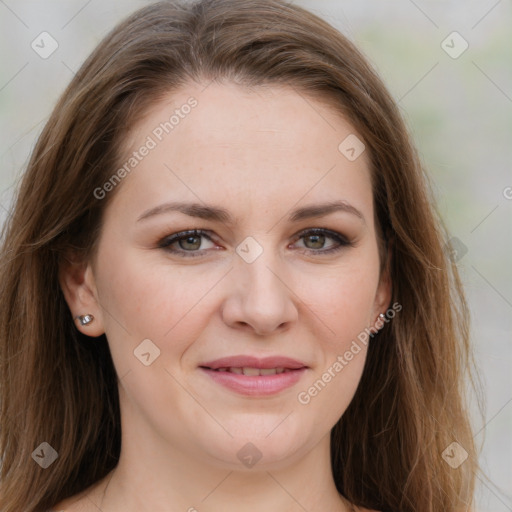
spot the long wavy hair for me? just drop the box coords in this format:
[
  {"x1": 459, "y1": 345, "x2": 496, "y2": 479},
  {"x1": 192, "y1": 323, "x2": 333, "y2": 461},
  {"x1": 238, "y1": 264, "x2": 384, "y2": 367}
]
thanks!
[{"x1": 0, "y1": 1, "x2": 483, "y2": 511}]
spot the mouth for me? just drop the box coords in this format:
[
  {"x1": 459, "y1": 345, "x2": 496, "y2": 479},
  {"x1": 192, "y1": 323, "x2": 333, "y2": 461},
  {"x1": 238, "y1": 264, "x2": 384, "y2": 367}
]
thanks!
[
  {"x1": 205, "y1": 367, "x2": 298, "y2": 375},
  {"x1": 199, "y1": 355, "x2": 308, "y2": 396}
]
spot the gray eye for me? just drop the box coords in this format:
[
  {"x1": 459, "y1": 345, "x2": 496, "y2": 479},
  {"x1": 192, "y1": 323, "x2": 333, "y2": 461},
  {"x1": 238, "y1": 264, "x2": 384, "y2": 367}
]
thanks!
[
  {"x1": 178, "y1": 235, "x2": 203, "y2": 251},
  {"x1": 303, "y1": 233, "x2": 326, "y2": 249}
]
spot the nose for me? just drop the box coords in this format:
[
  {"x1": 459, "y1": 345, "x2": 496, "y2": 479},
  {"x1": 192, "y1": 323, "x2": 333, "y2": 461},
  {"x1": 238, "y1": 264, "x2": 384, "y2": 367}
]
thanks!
[{"x1": 221, "y1": 245, "x2": 299, "y2": 336}]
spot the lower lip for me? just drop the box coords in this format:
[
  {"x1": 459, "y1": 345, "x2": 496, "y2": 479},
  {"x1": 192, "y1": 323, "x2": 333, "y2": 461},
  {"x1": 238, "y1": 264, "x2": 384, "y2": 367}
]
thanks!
[{"x1": 200, "y1": 368, "x2": 307, "y2": 396}]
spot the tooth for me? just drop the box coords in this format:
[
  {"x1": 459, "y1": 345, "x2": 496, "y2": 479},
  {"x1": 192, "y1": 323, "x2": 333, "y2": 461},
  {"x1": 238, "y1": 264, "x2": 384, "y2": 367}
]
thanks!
[
  {"x1": 217, "y1": 368, "x2": 229, "y2": 372},
  {"x1": 242, "y1": 367, "x2": 260, "y2": 376},
  {"x1": 275, "y1": 367, "x2": 285, "y2": 374},
  {"x1": 260, "y1": 368, "x2": 277, "y2": 375},
  {"x1": 230, "y1": 367, "x2": 243, "y2": 374}
]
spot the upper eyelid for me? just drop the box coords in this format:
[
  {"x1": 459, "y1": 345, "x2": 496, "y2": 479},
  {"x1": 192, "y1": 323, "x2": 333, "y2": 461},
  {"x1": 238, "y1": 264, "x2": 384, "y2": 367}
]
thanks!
[
  {"x1": 294, "y1": 227, "x2": 348, "y2": 239},
  {"x1": 159, "y1": 229, "x2": 214, "y2": 246}
]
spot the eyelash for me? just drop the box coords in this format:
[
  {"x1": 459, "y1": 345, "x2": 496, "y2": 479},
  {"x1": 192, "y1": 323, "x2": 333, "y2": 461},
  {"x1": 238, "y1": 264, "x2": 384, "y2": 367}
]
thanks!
[{"x1": 157, "y1": 228, "x2": 353, "y2": 258}]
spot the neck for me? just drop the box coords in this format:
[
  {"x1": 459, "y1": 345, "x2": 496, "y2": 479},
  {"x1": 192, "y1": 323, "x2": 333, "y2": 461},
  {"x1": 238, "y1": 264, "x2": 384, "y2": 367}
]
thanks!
[
  {"x1": 82, "y1": 385, "x2": 355, "y2": 512},
  {"x1": 90, "y1": 428, "x2": 352, "y2": 512}
]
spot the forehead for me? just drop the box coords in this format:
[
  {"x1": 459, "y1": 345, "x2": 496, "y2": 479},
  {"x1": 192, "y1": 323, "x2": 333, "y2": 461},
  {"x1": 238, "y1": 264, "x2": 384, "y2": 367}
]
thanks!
[{"x1": 109, "y1": 81, "x2": 373, "y2": 224}]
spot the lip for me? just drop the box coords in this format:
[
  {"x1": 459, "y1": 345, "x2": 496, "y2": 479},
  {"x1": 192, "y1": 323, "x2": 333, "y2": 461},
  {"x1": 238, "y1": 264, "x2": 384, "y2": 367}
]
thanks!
[
  {"x1": 199, "y1": 355, "x2": 309, "y2": 397},
  {"x1": 200, "y1": 355, "x2": 307, "y2": 370}
]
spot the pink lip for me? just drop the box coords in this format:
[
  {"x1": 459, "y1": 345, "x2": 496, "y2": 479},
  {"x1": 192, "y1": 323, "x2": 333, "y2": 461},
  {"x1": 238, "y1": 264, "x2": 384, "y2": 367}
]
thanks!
[
  {"x1": 200, "y1": 355, "x2": 307, "y2": 370},
  {"x1": 199, "y1": 355, "x2": 309, "y2": 397}
]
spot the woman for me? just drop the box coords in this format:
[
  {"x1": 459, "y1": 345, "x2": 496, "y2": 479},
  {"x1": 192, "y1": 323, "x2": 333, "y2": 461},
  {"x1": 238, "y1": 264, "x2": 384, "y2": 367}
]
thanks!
[{"x1": 0, "y1": 1, "x2": 481, "y2": 511}]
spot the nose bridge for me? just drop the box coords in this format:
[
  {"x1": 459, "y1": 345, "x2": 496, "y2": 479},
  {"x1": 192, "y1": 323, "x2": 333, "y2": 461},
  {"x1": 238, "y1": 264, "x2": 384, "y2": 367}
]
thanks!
[
  {"x1": 223, "y1": 235, "x2": 297, "y2": 334},
  {"x1": 236, "y1": 235, "x2": 286, "y2": 300}
]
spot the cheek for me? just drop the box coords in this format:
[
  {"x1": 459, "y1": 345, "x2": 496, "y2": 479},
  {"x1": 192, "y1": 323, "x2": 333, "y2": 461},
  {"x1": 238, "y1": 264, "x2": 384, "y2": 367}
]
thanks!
[
  {"x1": 295, "y1": 254, "x2": 381, "y2": 342},
  {"x1": 295, "y1": 267, "x2": 374, "y2": 427},
  {"x1": 291, "y1": 247, "x2": 379, "y2": 413},
  {"x1": 95, "y1": 250, "x2": 222, "y2": 369},
  {"x1": 297, "y1": 354, "x2": 366, "y2": 436}
]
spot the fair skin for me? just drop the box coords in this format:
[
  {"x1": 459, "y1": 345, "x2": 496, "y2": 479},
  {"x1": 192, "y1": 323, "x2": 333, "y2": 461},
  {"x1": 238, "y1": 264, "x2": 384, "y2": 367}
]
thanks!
[{"x1": 57, "y1": 81, "x2": 389, "y2": 512}]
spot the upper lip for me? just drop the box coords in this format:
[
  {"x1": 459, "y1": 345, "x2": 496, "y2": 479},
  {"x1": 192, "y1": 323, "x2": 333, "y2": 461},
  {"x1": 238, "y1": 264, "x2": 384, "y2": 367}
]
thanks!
[{"x1": 200, "y1": 355, "x2": 308, "y2": 370}]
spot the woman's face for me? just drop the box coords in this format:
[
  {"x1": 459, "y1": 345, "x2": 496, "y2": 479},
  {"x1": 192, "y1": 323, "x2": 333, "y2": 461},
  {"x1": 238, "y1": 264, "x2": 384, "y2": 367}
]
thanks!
[{"x1": 79, "y1": 81, "x2": 390, "y2": 469}]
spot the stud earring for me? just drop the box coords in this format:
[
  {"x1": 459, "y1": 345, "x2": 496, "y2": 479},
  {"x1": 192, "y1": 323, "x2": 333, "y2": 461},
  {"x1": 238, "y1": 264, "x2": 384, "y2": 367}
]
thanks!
[
  {"x1": 76, "y1": 314, "x2": 94, "y2": 326},
  {"x1": 376, "y1": 313, "x2": 386, "y2": 331}
]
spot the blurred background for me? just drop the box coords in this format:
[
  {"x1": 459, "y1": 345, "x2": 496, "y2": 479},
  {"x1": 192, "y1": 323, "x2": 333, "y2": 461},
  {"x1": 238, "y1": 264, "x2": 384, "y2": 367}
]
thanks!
[{"x1": 0, "y1": 0, "x2": 510, "y2": 510}]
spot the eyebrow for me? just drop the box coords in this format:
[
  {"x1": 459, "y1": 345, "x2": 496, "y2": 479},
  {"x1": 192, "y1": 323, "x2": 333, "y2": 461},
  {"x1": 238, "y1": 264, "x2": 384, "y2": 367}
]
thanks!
[{"x1": 137, "y1": 200, "x2": 365, "y2": 224}]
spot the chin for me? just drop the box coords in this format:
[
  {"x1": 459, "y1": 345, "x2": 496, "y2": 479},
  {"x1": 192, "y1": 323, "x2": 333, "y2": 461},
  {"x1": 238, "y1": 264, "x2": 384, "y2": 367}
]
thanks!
[{"x1": 192, "y1": 426, "x2": 314, "y2": 471}]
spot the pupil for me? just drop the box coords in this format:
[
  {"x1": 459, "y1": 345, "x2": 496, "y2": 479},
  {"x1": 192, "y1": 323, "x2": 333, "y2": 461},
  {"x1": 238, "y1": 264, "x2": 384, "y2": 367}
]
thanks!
[
  {"x1": 180, "y1": 235, "x2": 201, "y2": 250},
  {"x1": 306, "y1": 234, "x2": 324, "y2": 249}
]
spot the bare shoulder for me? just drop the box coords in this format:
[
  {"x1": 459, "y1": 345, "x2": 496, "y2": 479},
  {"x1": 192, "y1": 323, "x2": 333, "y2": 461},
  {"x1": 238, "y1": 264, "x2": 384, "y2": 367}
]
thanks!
[
  {"x1": 51, "y1": 490, "x2": 99, "y2": 512},
  {"x1": 51, "y1": 472, "x2": 112, "y2": 511},
  {"x1": 51, "y1": 495, "x2": 89, "y2": 511},
  {"x1": 52, "y1": 497, "x2": 383, "y2": 512},
  {"x1": 51, "y1": 482, "x2": 106, "y2": 511}
]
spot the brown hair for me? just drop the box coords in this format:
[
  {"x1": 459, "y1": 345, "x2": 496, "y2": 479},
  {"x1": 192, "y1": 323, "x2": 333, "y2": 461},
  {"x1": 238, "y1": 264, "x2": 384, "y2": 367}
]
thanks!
[{"x1": 0, "y1": 1, "x2": 483, "y2": 511}]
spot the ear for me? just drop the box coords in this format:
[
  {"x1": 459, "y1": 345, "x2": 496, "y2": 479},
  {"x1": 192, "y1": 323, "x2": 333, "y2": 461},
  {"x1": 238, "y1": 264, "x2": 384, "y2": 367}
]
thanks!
[
  {"x1": 372, "y1": 245, "x2": 393, "y2": 323},
  {"x1": 58, "y1": 252, "x2": 105, "y2": 337}
]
